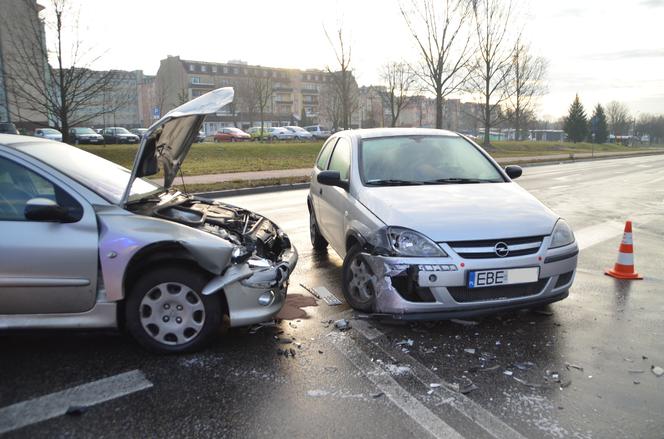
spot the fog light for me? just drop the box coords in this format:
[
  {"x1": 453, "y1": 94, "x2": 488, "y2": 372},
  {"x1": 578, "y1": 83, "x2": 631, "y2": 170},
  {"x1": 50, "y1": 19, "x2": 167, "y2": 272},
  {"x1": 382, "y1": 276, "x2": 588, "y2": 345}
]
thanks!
[{"x1": 258, "y1": 291, "x2": 275, "y2": 306}]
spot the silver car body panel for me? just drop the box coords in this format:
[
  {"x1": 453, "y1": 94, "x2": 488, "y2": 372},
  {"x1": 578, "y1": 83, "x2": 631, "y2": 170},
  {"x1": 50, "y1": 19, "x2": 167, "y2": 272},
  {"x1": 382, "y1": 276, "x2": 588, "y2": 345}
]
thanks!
[{"x1": 310, "y1": 128, "x2": 578, "y2": 317}]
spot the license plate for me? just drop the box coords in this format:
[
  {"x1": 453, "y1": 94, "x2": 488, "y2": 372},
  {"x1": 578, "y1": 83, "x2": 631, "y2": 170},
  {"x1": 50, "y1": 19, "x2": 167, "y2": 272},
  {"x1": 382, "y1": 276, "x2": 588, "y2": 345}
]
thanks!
[{"x1": 468, "y1": 267, "x2": 539, "y2": 288}]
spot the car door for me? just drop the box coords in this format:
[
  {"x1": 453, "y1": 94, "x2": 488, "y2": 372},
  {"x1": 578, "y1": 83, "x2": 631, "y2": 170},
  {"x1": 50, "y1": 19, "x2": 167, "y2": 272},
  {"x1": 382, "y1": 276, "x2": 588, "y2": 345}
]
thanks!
[
  {"x1": 0, "y1": 154, "x2": 99, "y2": 314},
  {"x1": 310, "y1": 136, "x2": 338, "y2": 228},
  {"x1": 317, "y1": 136, "x2": 351, "y2": 253}
]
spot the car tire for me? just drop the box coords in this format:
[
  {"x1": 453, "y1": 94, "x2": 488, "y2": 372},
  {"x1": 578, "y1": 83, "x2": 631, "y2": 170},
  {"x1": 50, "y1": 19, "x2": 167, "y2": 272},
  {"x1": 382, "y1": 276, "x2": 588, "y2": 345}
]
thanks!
[
  {"x1": 342, "y1": 244, "x2": 376, "y2": 312},
  {"x1": 309, "y1": 208, "x2": 328, "y2": 251},
  {"x1": 125, "y1": 265, "x2": 222, "y2": 354}
]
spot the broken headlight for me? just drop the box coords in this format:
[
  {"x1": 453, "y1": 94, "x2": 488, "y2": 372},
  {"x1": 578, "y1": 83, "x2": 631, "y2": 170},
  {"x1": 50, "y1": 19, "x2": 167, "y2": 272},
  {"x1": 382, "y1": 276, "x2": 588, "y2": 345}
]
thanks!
[
  {"x1": 231, "y1": 245, "x2": 253, "y2": 264},
  {"x1": 386, "y1": 227, "x2": 448, "y2": 257}
]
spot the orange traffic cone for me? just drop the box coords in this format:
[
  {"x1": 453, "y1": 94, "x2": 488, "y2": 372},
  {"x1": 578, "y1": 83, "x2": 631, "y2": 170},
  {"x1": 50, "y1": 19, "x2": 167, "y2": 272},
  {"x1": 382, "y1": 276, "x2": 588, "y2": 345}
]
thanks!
[{"x1": 605, "y1": 221, "x2": 642, "y2": 280}]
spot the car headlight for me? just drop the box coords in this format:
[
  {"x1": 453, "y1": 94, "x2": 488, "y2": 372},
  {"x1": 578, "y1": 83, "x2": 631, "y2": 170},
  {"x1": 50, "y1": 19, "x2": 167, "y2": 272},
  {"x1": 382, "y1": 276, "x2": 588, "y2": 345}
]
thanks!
[
  {"x1": 231, "y1": 246, "x2": 252, "y2": 263},
  {"x1": 386, "y1": 227, "x2": 448, "y2": 257},
  {"x1": 550, "y1": 219, "x2": 575, "y2": 248}
]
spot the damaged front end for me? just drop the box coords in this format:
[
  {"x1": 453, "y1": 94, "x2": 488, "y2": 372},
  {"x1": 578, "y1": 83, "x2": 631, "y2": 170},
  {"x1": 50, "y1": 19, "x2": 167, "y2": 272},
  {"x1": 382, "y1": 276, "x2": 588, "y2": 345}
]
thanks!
[
  {"x1": 121, "y1": 192, "x2": 298, "y2": 327},
  {"x1": 353, "y1": 226, "x2": 574, "y2": 320}
]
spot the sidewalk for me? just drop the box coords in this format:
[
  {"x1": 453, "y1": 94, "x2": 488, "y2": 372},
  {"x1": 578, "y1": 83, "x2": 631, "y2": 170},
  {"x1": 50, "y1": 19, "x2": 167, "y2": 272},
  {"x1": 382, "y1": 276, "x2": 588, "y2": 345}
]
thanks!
[{"x1": 174, "y1": 149, "x2": 663, "y2": 186}]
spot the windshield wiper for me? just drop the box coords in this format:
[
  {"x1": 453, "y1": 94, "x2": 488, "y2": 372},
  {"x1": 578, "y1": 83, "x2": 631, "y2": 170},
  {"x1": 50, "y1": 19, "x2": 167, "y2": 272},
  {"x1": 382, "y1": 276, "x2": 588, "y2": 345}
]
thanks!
[
  {"x1": 421, "y1": 178, "x2": 502, "y2": 185},
  {"x1": 365, "y1": 179, "x2": 424, "y2": 186}
]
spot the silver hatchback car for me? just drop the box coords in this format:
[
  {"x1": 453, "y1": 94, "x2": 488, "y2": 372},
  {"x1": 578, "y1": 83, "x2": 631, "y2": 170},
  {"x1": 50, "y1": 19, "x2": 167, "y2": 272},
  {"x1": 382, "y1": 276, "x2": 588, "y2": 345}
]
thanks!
[
  {"x1": 308, "y1": 128, "x2": 578, "y2": 319},
  {"x1": 0, "y1": 88, "x2": 297, "y2": 353}
]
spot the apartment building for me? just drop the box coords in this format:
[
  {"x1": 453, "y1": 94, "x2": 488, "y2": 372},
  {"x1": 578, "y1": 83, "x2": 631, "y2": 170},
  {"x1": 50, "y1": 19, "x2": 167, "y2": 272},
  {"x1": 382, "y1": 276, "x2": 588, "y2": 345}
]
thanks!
[
  {"x1": 0, "y1": 0, "x2": 49, "y2": 128},
  {"x1": 155, "y1": 56, "x2": 342, "y2": 134}
]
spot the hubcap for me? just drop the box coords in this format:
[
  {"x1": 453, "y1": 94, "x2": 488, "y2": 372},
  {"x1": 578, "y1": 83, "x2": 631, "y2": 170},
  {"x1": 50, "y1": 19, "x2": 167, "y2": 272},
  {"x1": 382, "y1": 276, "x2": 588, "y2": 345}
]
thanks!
[
  {"x1": 139, "y1": 282, "x2": 206, "y2": 346},
  {"x1": 348, "y1": 256, "x2": 375, "y2": 303}
]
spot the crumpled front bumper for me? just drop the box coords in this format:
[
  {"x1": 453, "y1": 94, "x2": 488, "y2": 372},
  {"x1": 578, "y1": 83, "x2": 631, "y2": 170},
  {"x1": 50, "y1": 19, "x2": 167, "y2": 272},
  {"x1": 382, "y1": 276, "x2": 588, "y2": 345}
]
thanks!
[
  {"x1": 202, "y1": 247, "x2": 298, "y2": 327},
  {"x1": 361, "y1": 240, "x2": 578, "y2": 319}
]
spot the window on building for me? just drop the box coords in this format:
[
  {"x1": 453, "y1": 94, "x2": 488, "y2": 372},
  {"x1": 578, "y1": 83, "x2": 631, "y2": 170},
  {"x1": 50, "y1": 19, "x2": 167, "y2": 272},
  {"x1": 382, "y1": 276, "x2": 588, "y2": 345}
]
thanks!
[
  {"x1": 191, "y1": 76, "x2": 201, "y2": 84},
  {"x1": 201, "y1": 65, "x2": 207, "y2": 72},
  {"x1": 212, "y1": 66, "x2": 217, "y2": 73},
  {"x1": 189, "y1": 64, "x2": 195, "y2": 72},
  {"x1": 223, "y1": 66, "x2": 229, "y2": 74},
  {"x1": 233, "y1": 67, "x2": 239, "y2": 74}
]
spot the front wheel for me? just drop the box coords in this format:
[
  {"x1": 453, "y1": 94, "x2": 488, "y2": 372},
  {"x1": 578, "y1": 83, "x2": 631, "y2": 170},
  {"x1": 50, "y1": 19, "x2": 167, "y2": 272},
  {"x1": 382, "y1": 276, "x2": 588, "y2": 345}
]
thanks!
[
  {"x1": 125, "y1": 265, "x2": 222, "y2": 353},
  {"x1": 342, "y1": 244, "x2": 376, "y2": 312},
  {"x1": 309, "y1": 208, "x2": 328, "y2": 251}
]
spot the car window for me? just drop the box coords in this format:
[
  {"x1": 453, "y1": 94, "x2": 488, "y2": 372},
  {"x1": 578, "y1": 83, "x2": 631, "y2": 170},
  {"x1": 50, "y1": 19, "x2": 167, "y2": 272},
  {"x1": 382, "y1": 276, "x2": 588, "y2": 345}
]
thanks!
[
  {"x1": 327, "y1": 137, "x2": 351, "y2": 180},
  {"x1": 0, "y1": 156, "x2": 83, "y2": 222},
  {"x1": 360, "y1": 136, "x2": 504, "y2": 184},
  {"x1": 316, "y1": 137, "x2": 337, "y2": 170}
]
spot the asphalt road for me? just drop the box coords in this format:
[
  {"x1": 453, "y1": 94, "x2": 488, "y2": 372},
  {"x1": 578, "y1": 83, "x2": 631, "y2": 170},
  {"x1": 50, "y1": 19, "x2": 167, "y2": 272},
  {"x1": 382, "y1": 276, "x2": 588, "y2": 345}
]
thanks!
[{"x1": 1, "y1": 155, "x2": 663, "y2": 438}]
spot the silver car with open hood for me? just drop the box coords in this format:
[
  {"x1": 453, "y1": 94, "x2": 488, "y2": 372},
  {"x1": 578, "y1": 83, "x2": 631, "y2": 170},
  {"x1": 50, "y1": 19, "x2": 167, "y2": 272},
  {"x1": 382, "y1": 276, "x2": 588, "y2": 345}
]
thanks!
[{"x1": 0, "y1": 87, "x2": 297, "y2": 353}]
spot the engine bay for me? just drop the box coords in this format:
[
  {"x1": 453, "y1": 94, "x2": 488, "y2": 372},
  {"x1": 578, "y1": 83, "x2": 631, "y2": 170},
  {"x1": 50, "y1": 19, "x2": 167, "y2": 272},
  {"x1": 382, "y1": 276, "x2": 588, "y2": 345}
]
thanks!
[{"x1": 129, "y1": 194, "x2": 292, "y2": 263}]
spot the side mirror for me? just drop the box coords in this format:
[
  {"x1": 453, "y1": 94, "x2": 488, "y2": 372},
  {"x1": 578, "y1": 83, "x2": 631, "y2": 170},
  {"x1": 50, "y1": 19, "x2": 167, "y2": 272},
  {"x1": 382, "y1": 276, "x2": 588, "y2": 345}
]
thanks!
[
  {"x1": 317, "y1": 170, "x2": 349, "y2": 190},
  {"x1": 505, "y1": 165, "x2": 522, "y2": 180},
  {"x1": 24, "y1": 198, "x2": 74, "y2": 222}
]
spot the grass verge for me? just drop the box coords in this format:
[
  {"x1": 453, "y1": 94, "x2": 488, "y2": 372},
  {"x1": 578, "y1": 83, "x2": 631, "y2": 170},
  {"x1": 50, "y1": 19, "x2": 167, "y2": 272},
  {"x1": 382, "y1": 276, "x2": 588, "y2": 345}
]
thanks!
[{"x1": 173, "y1": 175, "x2": 311, "y2": 193}]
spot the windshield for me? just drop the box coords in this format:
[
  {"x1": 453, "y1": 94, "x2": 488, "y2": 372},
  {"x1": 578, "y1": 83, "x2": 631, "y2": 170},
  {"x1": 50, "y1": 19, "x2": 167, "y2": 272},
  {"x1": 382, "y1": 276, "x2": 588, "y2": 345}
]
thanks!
[
  {"x1": 17, "y1": 141, "x2": 161, "y2": 204},
  {"x1": 360, "y1": 136, "x2": 504, "y2": 185},
  {"x1": 112, "y1": 127, "x2": 131, "y2": 134},
  {"x1": 72, "y1": 128, "x2": 96, "y2": 134},
  {"x1": 40, "y1": 129, "x2": 60, "y2": 134}
]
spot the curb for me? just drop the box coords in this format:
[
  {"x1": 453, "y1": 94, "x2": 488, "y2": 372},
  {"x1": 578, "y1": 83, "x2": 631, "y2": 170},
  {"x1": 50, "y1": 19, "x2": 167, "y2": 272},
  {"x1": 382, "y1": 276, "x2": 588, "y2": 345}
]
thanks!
[
  {"x1": 194, "y1": 150, "x2": 664, "y2": 198},
  {"x1": 195, "y1": 182, "x2": 311, "y2": 198}
]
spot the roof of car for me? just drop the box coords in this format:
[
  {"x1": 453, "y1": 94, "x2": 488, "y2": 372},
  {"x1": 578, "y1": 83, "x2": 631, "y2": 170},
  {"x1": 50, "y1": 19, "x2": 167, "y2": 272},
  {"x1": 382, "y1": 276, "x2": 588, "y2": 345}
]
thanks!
[
  {"x1": 344, "y1": 127, "x2": 459, "y2": 140},
  {"x1": 0, "y1": 133, "x2": 52, "y2": 147}
]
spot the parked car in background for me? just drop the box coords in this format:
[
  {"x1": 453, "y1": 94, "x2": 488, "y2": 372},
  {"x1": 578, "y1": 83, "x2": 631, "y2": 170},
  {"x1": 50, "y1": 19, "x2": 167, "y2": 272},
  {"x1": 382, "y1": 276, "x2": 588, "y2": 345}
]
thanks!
[
  {"x1": 0, "y1": 87, "x2": 298, "y2": 353},
  {"x1": 308, "y1": 128, "x2": 577, "y2": 318},
  {"x1": 304, "y1": 125, "x2": 331, "y2": 139},
  {"x1": 69, "y1": 127, "x2": 104, "y2": 144},
  {"x1": 102, "y1": 127, "x2": 140, "y2": 144},
  {"x1": 267, "y1": 127, "x2": 295, "y2": 141},
  {"x1": 0, "y1": 122, "x2": 19, "y2": 135},
  {"x1": 248, "y1": 126, "x2": 269, "y2": 140},
  {"x1": 130, "y1": 128, "x2": 148, "y2": 139},
  {"x1": 196, "y1": 130, "x2": 206, "y2": 142},
  {"x1": 33, "y1": 128, "x2": 62, "y2": 142},
  {"x1": 214, "y1": 127, "x2": 251, "y2": 142},
  {"x1": 285, "y1": 126, "x2": 314, "y2": 140}
]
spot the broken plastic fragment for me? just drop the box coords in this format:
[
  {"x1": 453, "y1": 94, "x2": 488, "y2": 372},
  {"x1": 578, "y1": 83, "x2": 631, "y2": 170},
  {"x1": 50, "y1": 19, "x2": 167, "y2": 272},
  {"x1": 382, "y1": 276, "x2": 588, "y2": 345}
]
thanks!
[
  {"x1": 460, "y1": 383, "x2": 478, "y2": 394},
  {"x1": 463, "y1": 348, "x2": 476, "y2": 354},
  {"x1": 651, "y1": 366, "x2": 664, "y2": 377},
  {"x1": 334, "y1": 319, "x2": 351, "y2": 331},
  {"x1": 372, "y1": 392, "x2": 384, "y2": 398},
  {"x1": 430, "y1": 383, "x2": 441, "y2": 388},
  {"x1": 397, "y1": 339, "x2": 415, "y2": 347},
  {"x1": 565, "y1": 362, "x2": 584, "y2": 371},
  {"x1": 513, "y1": 376, "x2": 543, "y2": 388},
  {"x1": 513, "y1": 361, "x2": 536, "y2": 370}
]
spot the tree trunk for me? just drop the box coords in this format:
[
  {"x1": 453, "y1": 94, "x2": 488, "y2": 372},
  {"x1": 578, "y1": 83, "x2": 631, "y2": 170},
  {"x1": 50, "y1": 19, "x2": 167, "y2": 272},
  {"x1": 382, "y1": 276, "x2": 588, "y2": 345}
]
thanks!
[{"x1": 435, "y1": 92, "x2": 443, "y2": 129}]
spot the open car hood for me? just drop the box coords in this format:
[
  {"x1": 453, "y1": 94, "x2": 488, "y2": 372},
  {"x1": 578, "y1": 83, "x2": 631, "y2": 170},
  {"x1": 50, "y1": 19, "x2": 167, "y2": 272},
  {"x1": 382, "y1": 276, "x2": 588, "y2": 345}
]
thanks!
[{"x1": 120, "y1": 87, "x2": 234, "y2": 206}]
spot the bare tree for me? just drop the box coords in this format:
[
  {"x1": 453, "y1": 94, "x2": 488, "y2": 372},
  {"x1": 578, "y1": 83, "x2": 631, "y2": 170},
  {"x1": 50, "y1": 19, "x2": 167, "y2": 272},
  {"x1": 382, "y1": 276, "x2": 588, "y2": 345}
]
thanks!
[
  {"x1": 154, "y1": 79, "x2": 171, "y2": 118},
  {"x1": 252, "y1": 75, "x2": 273, "y2": 140},
  {"x1": 325, "y1": 25, "x2": 358, "y2": 130},
  {"x1": 176, "y1": 88, "x2": 190, "y2": 106},
  {"x1": 400, "y1": 0, "x2": 473, "y2": 129},
  {"x1": 319, "y1": 83, "x2": 343, "y2": 130},
  {"x1": 506, "y1": 36, "x2": 547, "y2": 140},
  {"x1": 1, "y1": 0, "x2": 130, "y2": 143},
  {"x1": 379, "y1": 62, "x2": 418, "y2": 127},
  {"x1": 468, "y1": 0, "x2": 516, "y2": 148},
  {"x1": 606, "y1": 101, "x2": 631, "y2": 137}
]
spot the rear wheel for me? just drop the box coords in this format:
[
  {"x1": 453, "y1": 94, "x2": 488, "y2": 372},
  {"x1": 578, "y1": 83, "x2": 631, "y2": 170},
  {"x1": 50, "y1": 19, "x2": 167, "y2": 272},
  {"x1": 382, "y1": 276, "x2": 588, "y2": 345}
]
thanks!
[
  {"x1": 125, "y1": 265, "x2": 222, "y2": 353},
  {"x1": 342, "y1": 244, "x2": 376, "y2": 312},
  {"x1": 309, "y1": 208, "x2": 328, "y2": 251}
]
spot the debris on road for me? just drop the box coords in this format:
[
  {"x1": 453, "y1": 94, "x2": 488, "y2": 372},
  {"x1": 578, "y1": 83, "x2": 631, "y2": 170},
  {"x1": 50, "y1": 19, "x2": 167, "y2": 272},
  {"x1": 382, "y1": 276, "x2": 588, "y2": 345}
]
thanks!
[
  {"x1": 513, "y1": 361, "x2": 536, "y2": 370},
  {"x1": 504, "y1": 370, "x2": 513, "y2": 376},
  {"x1": 334, "y1": 319, "x2": 351, "y2": 331},
  {"x1": 450, "y1": 319, "x2": 479, "y2": 326},
  {"x1": 651, "y1": 366, "x2": 664, "y2": 377},
  {"x1": 513, "y1": 376, "x2": 543, "y2": 388},
  {"x1": 300, "y1": 283, "x2": 320, "y2": 299},
  {"x1": 460, "y1": 383, "x2": 479, "y2": 394},
  {"x1": 371, "y1": 392, "x2": 384, "y2": 398},
  {"x1": 429, "y1": 383, "x2": 441, "y2": 388},
  {"x1": 565, "y1": 362, "x2": 584, "y2": 371},
  {"x1": 276, "y1": 337, "x2": 293, "y2": 344},
  {"x1": 463, "y1": 348, "x2": 476, "y2": 354},
  {"x1": 479, "y1": 364, "x2": 501, "y2": 372},
  {"x1": 396, "y1": 339, "x2": 414, "y2": 347},
  {"x1": 313, "y1": 286, "x2": 344, "y2": 306},
  {"x1": 65, "y1": 405, "x2": 88, "y2": 416}
]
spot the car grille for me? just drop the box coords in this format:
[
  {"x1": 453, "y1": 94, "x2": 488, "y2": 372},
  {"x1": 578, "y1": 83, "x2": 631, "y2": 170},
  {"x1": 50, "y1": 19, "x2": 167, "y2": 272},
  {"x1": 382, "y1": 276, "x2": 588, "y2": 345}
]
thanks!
[
  {"x1": 447, "y1": 236, "x2": 544, "y2": 259},
  {"x1": 447, "y1": 278, "x2": 549, "y2": 303}
]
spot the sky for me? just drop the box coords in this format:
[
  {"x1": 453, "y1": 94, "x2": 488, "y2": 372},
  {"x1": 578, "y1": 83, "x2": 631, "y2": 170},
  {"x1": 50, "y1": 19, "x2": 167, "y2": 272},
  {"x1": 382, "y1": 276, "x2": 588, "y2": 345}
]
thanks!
[{"x1": 44, "y1": 0, "x2": 664, "y2": 120}]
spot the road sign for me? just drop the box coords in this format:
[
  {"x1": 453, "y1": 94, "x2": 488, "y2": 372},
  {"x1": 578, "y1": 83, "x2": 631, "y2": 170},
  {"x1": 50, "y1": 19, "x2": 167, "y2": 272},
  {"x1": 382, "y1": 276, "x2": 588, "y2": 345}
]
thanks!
[{"x1": 152, "y1": 106, "x2": 160, "y2": 120}]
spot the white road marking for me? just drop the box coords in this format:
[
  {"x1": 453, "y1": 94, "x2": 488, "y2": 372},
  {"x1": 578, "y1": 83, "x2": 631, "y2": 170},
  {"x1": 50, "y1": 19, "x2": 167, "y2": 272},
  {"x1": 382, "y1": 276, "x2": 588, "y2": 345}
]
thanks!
[
  {"x1": 574, "y1": 220, "x2": 626, "y2": 251},
  {"x1": 0, "y1": 370, "x2": 153, "y2": 435},
  {"x1": 329, "y1": 333, "x2": 464, "y2": 439}
]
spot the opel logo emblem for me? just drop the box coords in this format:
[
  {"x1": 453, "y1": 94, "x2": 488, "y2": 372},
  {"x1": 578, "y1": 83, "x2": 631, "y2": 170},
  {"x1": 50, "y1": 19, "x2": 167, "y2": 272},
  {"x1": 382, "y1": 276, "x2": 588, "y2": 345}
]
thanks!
[{"x1": 494, "y1": 242, "x2": 510, "y2": 257}]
